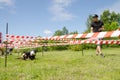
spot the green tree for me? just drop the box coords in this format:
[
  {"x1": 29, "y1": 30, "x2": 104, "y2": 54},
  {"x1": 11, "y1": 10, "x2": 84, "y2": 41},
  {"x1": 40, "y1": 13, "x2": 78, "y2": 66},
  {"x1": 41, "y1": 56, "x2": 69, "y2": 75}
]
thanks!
[
  {"x1": 100, "y1": 10, "x2": 120, "y2": 31},
  {"x1": 100, "y1": 10, "x2": 111, "y2": 24},
  {"x1": 54, "y1": 30, "x2": 63, "y2": 36},
  {"x1": 70, "y1": 31, "x2": 78, "y2": 34},
  {"x1": 54, "y1": 27, "x2": 69, "y2": 36},
  {"x1": 62, "y1": 27, "x2": 69, "y2": 35},
  {"x1": 85, "y1": 15, "x2": 93, "y2": 33},
  {"x1": 117, "y1": 13, "x2": 120, "y2": 25},
  {"x1": 85, "y1": 10, "x2": 120, "y2": 32},
  {"x1": 109, "y1": 22, "x2": 119, "y2": 31}
]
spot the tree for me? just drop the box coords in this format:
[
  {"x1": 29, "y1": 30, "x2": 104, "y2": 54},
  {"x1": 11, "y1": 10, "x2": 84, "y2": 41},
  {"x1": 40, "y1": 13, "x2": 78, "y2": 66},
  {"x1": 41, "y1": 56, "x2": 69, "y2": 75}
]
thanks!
[
  {"x1": 85, "y1": 15, "x2": 93, "y2": 33},
  {"x1": 101, "y1": 10, "x2": 120, "y2": 31},
  {"x1": 109, "y1": 22, "x2": 119, "y2": 31},
  {"x1": 70, "y1": 31, "x2": 78, "y2": 34},
  {"x1": 53, "y1": 27, "x2": 69, "y2": 36},
  {"x1": 54, "y1": 27, "x2": 79, "y2": 36},
  {"x1": 62, "y1": 27, "x2": 69, "y2": 35},
  {"x1": 100, "y1": 10, "x2": 111, "y2": 24},
  {"x1": 117, "y1": 13, "x2": 120, "y2": 25},
  {"x1": 85, "y1": 10, "x2": 120, "y2": 32},
  {"x1": 54, "y1": 30, "x2": 63, "y2": 36}
]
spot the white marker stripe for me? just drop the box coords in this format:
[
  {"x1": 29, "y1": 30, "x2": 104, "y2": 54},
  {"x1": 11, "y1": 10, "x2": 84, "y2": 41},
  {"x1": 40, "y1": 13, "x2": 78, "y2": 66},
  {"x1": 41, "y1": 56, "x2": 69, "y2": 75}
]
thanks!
[
  {"x1": 96, "y1": 32, "x2": 107, "y2": 38},
  {"x1": 111, "y1": 31, "x2": 120, "y2": 37},
  {"x1": 75, "y1": 34, "x2": 83, "y2": 38}
]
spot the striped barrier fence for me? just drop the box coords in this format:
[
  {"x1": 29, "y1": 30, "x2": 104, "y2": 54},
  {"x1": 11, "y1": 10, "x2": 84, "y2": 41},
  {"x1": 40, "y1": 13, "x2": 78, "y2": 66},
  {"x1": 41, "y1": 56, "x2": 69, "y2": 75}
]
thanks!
[
  {"x1": 0, "y1": 29, "x2": 119, "y2": 48},
  {"x1": 41, "y1": 30, "x2": 120, "y2": 40},
  {"x1": 0, "y1": 40, "x2": 120, "y2": 49}
]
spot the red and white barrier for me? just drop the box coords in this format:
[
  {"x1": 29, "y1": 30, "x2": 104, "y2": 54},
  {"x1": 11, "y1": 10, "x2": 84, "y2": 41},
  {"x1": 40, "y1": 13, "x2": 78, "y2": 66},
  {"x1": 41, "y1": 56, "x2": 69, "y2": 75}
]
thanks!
[
  {"x1": 5, "y1": 30, "x2": 120, "y2": 43},
  {"x1": 69, "y1": 40, "x2": 120, "y2": 45},
  {"x1": 42, "y1": 30, "x2": 120, "y2": 40},
  {"x1": 0, "y1": 29, "x2": 119, "y2": 48},
  {"x1": 0, "y1": 40, "x2": 120, "y2": 48},
  {"x1": 6, "y1": 34, "x2": 36, "y2": 43}
]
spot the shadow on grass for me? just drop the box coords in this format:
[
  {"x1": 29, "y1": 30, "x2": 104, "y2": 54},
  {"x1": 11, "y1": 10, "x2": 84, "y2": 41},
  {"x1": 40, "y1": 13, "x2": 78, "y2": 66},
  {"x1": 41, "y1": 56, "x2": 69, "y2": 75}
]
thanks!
[{"x1": 105, "y1": 54, "x2": 120, "y2": 57}]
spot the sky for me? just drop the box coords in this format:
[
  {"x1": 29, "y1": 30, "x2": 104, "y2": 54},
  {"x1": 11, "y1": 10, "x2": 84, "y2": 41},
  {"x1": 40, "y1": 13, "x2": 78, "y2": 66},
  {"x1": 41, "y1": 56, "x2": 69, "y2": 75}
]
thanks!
[{"x1": 0, "y1": 0, "x2": 120, "y2": 37}]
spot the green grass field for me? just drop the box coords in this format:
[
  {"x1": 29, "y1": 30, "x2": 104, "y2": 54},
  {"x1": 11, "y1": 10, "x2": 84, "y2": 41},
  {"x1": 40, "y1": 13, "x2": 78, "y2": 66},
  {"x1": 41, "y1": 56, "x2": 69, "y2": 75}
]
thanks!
[{"x1": 0, "y1": 48, "x2": 120, "y2": 80}]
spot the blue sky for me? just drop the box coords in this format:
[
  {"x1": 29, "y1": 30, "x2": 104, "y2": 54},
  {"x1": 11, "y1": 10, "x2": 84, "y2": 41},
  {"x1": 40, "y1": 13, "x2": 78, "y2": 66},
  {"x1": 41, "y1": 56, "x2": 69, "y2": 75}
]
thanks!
[{"x1": 0, "y1": 0, "x2": 120, "y2": 37}]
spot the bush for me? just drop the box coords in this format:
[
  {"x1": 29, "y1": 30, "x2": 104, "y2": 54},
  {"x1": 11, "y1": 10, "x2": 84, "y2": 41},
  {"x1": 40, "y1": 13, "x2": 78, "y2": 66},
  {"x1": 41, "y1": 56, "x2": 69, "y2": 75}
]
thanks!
[
  {"x1": 69, "y1": 45, "x2": 83, "y2": 51},
  {"x1": 12, "y1": 49, "x2": 18, "y2": 53},
  {"x1": 102, "y1": 44, "x2": 120, "y2": 48},
  {"x1": 12, "y1": 47, "x2": 43, "y2": 53},
  {"x1": 34, "y1": 47, "x2": 42, "y2": 52},
  {"x1": 17, "y1": 48, "x2": 32, "y2": 53},
  {"x1": 0, "y1": 48, "x2": 5, "y2": 55},
  {"x1": 10, "y1": 43, "x2": 120, "y2": 53},
  {"x1": 45, "y1": 45, "x2": 69, "y2": 51},
  {"x1": 53, "y1": 45, "x2": 68, "y2": 51},
  {"x1": 83, "y1": 44, "x2": 96, "y2": 50}
]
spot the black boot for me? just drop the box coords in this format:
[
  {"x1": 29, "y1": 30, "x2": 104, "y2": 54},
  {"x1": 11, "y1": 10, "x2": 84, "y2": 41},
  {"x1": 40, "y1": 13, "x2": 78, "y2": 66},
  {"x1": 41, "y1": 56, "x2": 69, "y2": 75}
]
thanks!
[{"x1": 100, "y1": 53, "x2": 105, "y2": 57}]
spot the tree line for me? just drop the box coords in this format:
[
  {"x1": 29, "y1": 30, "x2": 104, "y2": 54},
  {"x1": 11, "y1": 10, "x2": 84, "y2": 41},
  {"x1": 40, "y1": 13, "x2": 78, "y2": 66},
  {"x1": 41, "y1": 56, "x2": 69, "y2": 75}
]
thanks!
[
  {"x1": 54, "y1": 10, "x2": 120, "y2": 36},
  {"x1": 85, "y1": 10, "x2": 120, "y2": 33},
  {"x1": 53, "y1": 27, "x2": 78, "y2": 36}
]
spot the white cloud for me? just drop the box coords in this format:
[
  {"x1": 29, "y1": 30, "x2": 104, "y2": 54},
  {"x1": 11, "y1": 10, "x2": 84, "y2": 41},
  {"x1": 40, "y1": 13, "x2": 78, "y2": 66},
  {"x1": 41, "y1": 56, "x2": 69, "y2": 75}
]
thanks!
[
  {"x1": 0, "y1": 0, "x2": 14, "y2": 10},
  {"x1": 50, "y1": 0, "x2": 76, "y2": 21},
  {"x1": 97, "y1": 0, "x2": 120, "y2": 14},
  {"x1": 53, "y1": 0, "x2": 72, "y2": 6},
  {"x1": 43, "y1": 30, "x2": 52, "y2": 34}
]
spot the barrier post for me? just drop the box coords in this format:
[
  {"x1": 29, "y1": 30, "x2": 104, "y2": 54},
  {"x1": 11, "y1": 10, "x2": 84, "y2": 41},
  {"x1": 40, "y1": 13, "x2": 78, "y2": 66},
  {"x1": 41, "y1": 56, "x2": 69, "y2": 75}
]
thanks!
[
  {"x1": 41, "y1": 45, "x2": 44, "y2": 56},
  {"x1": 5, "y1": 23, "x2": 8, "y2": 67},
  {"x1": 82, "y1": 43, "x2": 84, "y2": 56}
]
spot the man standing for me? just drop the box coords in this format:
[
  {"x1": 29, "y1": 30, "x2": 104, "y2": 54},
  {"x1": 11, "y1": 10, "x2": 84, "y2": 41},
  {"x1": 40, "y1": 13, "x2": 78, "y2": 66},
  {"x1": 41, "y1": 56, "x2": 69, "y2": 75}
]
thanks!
[{"x1": 91, "y1": 14, "x2": 105, "y2": 57}]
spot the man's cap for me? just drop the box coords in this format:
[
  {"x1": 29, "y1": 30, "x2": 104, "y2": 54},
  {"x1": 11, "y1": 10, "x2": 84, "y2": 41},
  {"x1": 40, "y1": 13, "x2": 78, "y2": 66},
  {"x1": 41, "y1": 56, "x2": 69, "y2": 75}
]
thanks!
[{"x1": 92, "y1": 14, "x2": 98, "y2": 18}]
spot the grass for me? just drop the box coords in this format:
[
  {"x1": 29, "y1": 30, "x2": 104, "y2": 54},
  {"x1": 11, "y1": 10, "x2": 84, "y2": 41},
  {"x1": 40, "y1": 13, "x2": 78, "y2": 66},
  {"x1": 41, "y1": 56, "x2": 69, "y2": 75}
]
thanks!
[{"x1": 0, "y1": 48, "x2": 120, "y2": 80}]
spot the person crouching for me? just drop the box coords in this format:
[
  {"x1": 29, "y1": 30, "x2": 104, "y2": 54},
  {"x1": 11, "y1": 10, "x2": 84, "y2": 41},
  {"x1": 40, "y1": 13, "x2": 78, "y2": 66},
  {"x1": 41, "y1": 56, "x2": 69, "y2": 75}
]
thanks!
[
  {"x1": 22, "y1": 50, "x2": 36, "y2": 60},
  {"x1": 29, "y1": 50, "x2": 36, "y2": 60},
  {"x1": 22, "y1": 51, "x2": 30, "y2": 60}
]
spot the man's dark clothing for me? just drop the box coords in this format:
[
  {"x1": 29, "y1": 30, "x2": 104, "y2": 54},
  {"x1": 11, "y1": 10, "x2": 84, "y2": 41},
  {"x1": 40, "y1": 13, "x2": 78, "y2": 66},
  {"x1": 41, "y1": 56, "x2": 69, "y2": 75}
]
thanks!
[{"x1": 91, "y1": 20, "x2": 104, "y2": 32}]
